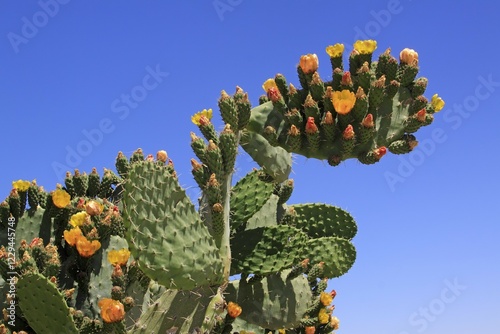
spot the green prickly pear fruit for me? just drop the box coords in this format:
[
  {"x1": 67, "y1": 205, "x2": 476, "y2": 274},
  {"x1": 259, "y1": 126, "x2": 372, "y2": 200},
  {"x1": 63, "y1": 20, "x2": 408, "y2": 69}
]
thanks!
[
  {"x1": 73, "y1": 169, "x2": 88, "y2": 197},
  {"x1": 130, "y1": 147, "x2": 144, "y2": 163},
  {"x1": 27, "y1": 180, "x2": 40, "y2": 208},
  {"x1": 190, "y1": 132, "x2": 207, "y2": 164},
  {"x1": 305, "y1": 117, "x2": 320, "y2": 152},
  {"x1": 358, "y1": 146, "x2": 387, "y2": 165},
  {"x1": 64, "y1": 171, "x2": 76, "y2": 197},
  {"x1": 115, "y1": 151, "x2": 130, "y2": 178},
  {"x1": 87, "y1": 167, "x2": 100, "y2": 197},
  {"x1": 218, "y1": 90, "x2": 238, "y2": 130},
  {"x1": 205, "y1": 140, "x2": 223, "y2": 178},
  {"x1": 191, "y1": 158, "x2": 208, "y2": 190},
  {"x1": 388, "y1": 134, "x2": 418, "y2": 154}
]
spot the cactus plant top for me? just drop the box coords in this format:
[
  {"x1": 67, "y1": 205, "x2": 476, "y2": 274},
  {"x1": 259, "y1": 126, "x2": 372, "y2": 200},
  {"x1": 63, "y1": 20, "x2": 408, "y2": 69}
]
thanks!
[{"x1": 0, "y1": 39, "x2": 444, "y2": 334}]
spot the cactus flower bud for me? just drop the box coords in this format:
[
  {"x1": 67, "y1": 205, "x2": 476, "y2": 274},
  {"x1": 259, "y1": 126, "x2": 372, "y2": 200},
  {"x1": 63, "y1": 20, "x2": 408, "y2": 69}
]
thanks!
[
  {"x1": 325, "y1": 43, "x2": 344, "y2": 58},
  {"x1": 156, "y1": 150, "x2": 168, "y2": 163},
  {"x1": 52, "y1": 189, "x2": 70, "y2": 208},
  {"x1": 332, "y1": 90, "x2": 356, "y2": 115},
  {"x1": 323, "y1": 111, "x2": 334, "y2": 125},
  {"x1": 305, "y1": 117, "x2": 318, "y2": 134},
  {"x1": 85, "y1": 200, "x2": 103, "y2": 216},
  {"x1": 353, "y1": 40, "x2": 377, "y2": 54},
  {"x1": 330, "y1": 316, "x2": 340, "y2": 330},
  {"x1": 289, "y1": 125, "x2": 300, "y2": 136},
  {"x1": 227, "y1": 301, "x2": 242, "y2": 318},
  {"x1": 361, "y1": 114, "x2": 374, "y2": 128},
  {"x1": 374, "y1": 146, "x2": 387, "y2": 159},
  {"x1": 342, "y1": 125, "x2": 355, "y2": 140},
  {"x1": 341, "y1": 71, "x2": 353, "y2": 86},
  {"x1": 191, "y1": 109, "x2": 213, "y2": 126},
  {"x1": 299, "y1": 54, "x2": 319, "y2": 74},
  {"x1": 399, "y1": 48, "x2": 419, "y2": 66},
  {"x1": 98, "y1": 298, "x2": 125, "y2": 323},
  {"x1": 267, "y1": 86, "x2": 282, "y2": 103},
  {"x1": 305, "y1": 327, "x2": 316, "y2": 334},
  {"x1": 416, "y1": 108, "x2": 427, "y2": 122},
  {"x1": 431, "y1": 94, "x2": 445, "y2": 112}
]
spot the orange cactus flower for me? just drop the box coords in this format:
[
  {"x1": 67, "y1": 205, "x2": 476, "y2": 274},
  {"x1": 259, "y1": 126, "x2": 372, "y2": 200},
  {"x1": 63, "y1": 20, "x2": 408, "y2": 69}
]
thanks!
[
  {"x1": 332, "y1": 90, "x2": 356, "y2": 115},
  {"x1": 399, "y1": 48, "x2": 419, "y2": 66},
  {"x1": 299, "y1": 54, "x2": 319, "y2": 74},
  {"x1": 63, "y1": 227, "x2": 83, "y2": 246},
  {"x1": 227, "y1": 301, "x2": 242, "y2": 318},
  {"x1": 305, "y1": 326, "x2": 316, "y2": 334},
  {"x1": 52, "y1": 189, "x2": 70, "y2": 208},
  {"x1": 85, "y1": 200, "x2": 104, "y2": 216},
  {"x1": 107, "y1": 248, "x2": 131, "y2": 266},
  {"x1": 76, "y1": 236, "x2": 101, "y2": 258},
  {"x1": 98, "y1": 298, "x2": 125, "y2": 323}
]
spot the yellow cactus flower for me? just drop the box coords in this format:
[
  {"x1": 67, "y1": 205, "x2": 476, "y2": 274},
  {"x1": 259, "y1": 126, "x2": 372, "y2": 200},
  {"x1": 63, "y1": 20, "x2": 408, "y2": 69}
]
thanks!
[
  {"x1": 85, "y1": 200, "x2": 104, "y2": 216},
  {"x1": 331, "y1": 90, "x2": 356, "y2": 115},
  {"x1": 98, "y1": 298, "x2": 125, "y2": 323},
  {"x1": 191, "y1": 109, "x2": 213, "y2": 126},
  {"x1": 431, "y1": 94, "x2": 445, "y2": 112},
  {"x1": 299, "y1": 53, "x2": 319, "y2": 74},
  {"x1": 52, "y1": 189, "x2": 71, "y2": 208},
  {"x1": 107, "y1": 248, "x2": 131, "y2": 266},
  {"x1": 320, "y1": 291, "x2": 333, "y2": 306},
  {"x1": 76, "y1": 236, "x2": 101, "y2": 258},
  {"x1": 262, "y1": 78, "x2": 278, "y2": 93},
  {"x1": 326, "y1": 43, "x2": 344, "y2": 58},
  {"x1": 227, "y1": 301, "x2": 242, "y2": 318},
  {"x1": 63, "y1": 227, "x2": 83, "y2": 246},
  {"x1": 353, "y1": 40, "x2": 377, "y2": 54},
  {"x1": 318, "y1": 308, "x2": 330, "y2": 324},
  {"x1": 69, "y1": 211, "x2": 89, "y2": 227},
  {"x1": 12, "y1": 180, "x2": 30, "y2": 192},
  {"x1": 399, "y1": 48, "x2": 419, "y2": 66}
]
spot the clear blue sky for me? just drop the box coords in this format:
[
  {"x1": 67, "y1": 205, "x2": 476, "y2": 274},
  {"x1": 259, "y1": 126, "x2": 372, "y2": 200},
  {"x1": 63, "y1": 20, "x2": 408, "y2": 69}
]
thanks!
[{"x1": 1, "y1": 1, "x2": 499, "y2": 333}]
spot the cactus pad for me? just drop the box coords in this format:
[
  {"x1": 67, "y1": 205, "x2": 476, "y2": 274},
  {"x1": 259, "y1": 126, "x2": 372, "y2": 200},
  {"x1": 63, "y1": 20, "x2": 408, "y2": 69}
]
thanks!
[
  {"x1": 17, "y1": 273, "x2": 79, "y2": 334},
  {"x1": 122, "y1": 161, "x2": 223, "y2": 290}
]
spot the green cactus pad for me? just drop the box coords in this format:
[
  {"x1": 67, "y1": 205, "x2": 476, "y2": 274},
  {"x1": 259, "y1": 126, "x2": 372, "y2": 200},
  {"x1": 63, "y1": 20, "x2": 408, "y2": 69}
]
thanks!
[
  {"x1": 122, "y1": 161, "x2": 223, "y2": 290},
  {"x1": 291, "y1": 203, "x2": 357, "y2": 240},
  {"x1": 230, "y1": 225, "x2": 308, "y2": 275},
  {"x1": 13, "y1": 207, "x2": 52, "y2": 254},
  {"x1": 244, "y1": 194, "x2": 279, "y2": 231},
  {"x1": 226, "y1": 270, "x2": 313, "y2": 329},
  {"x1": 129, "y1": 286, "x2": 217, "y2": 334},
  {"x1": 306, "y1": 237, "x2": 356, "y2": 278},
  {"x1": 17, "y1": 273, "x2": 79, "y2": 334},
  {"x1": 240, "y1": 130, "x2": 292, "y2": 183},
  {"x1": 230, "y1": 169, "x2": 275, "y2": 232}
]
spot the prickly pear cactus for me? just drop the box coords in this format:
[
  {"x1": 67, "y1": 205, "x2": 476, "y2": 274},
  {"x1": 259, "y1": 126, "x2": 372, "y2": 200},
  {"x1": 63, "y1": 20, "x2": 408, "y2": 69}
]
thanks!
[{"x1": 0, "y1": 40, "x2": 444, "y2": 334}]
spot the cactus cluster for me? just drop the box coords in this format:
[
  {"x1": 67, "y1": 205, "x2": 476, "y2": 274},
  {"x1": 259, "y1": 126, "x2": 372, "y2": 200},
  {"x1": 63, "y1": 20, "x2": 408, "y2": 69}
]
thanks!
[
  {"x1": 0, "y1": 40, "x2": 443, "y2": 334},
  {"x1": 248, "y1": 40, "x2": 444, "y2": 167}
]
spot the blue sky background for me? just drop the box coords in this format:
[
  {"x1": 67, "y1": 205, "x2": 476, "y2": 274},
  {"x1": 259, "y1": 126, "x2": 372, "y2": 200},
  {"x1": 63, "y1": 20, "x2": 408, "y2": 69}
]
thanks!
[{"x1": 1, "y1": 1, "x2": 499, "y2": 333}]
